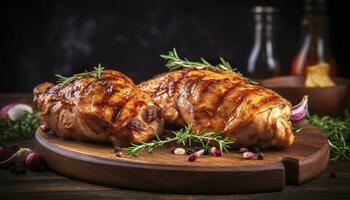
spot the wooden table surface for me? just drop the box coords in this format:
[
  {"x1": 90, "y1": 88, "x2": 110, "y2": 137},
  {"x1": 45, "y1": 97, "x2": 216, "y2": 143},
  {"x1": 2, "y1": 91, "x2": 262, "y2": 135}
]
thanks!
[{"x1": 1, "y1": 93, "x2": 350, "y2": 200}]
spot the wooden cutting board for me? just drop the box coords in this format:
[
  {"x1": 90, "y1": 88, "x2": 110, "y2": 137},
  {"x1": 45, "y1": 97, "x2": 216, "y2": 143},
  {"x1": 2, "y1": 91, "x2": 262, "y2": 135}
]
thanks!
[{"x1": 35, "y1": 123, "x2": 329, "y2": 194}]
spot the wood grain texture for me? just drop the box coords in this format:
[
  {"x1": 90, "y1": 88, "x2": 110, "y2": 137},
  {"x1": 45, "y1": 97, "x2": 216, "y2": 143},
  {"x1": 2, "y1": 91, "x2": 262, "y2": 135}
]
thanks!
[
  {"x1": 35, "y1": 122, "x2": 329, "y2": 194},
  {"x1": 1, "y1": 159, "x2": 350, "y2": 200}
]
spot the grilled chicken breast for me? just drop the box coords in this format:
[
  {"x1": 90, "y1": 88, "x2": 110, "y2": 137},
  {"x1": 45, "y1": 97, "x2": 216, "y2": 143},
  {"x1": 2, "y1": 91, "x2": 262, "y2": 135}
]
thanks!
[
  {"x1": 34, "y1": 70, "x2": 164, "y2": 146},
  {"x1": 139, "y1": 69, "x2": 294, "y2": 149},
  {"x1": 139, "y1": 69, "x2": 245, "y2": 126}
]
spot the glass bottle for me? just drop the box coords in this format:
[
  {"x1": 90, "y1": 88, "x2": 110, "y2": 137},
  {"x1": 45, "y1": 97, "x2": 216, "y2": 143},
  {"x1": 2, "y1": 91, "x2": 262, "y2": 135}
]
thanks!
[
  {"x1": 290, "y1": 0, "x2": 336, "y2": 76},
  {"x1": 247, "y1": 6, "x2": 280, "y2": 79}
]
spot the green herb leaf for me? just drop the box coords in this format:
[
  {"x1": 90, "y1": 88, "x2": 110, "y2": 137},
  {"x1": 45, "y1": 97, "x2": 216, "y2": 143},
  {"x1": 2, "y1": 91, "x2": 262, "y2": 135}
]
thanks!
[
  {"x1": 291, "y1": 124, "x2": 303, "y2": 133},
  {"x1": 55, "y1": 63, "x2": 105, "y2": 85},
  {"x1": 0, "y1": 111, "x2": 41, "y2": 147},
  {"x1": 160, "y1": 48, "x2": 258, "y2": 85},
  {"x1": 123, "y1": 125, "x2": 233, "y2": 156},
  {"x1": 306, "y1": 111, "x2": 350, "y2": 162}
]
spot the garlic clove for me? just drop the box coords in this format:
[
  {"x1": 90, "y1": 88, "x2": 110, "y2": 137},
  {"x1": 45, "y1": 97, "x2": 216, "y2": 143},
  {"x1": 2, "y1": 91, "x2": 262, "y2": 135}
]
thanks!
[{"x1": 291, "y1": 95, "x2": 309, "y2": 122}]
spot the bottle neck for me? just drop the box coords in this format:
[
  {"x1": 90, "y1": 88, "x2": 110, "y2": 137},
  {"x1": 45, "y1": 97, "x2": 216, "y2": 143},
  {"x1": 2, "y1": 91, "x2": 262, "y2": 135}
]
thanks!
[
  {"x1": 248, "y1": 11, "x2": 279, "y2": 79},
  {"x1": 301, "y1": 13, "x2": 329, "y2": 47},
  {"x1": 254, "y1": 13, "x2": 274, "y2": 46},
  {"x1": 300, "y1": 12, "x2": 331, "y2": 62}
]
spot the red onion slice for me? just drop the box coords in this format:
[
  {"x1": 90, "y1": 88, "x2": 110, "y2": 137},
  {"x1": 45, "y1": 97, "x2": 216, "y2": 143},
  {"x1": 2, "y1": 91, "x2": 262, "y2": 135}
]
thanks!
[{"x1": 0, "y1": 103, "x2": 33, "y2": 121}]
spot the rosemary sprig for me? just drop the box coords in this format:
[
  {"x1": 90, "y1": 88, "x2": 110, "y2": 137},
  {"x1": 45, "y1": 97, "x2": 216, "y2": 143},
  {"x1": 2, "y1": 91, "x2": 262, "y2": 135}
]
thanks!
[
  {"x1": 160, "y1": 48, "x2": 259, "y2": 85},
  {"x1": 55, "y1": 63, "x2": 105, "y2": 85},
  {"x1": 160, "y1": 48, "x2": 233, "y2": 71},
  {"x1": 291, "y1": 124, "x2": 303, "y2": 133},
  {"x1": 0, "y1": 111, "x2": 41, "y2": 147},
  {"x1": 306, "y1": 111, "x2": 350, "y2": 162},
  {"x1": 123, "y1": 125, "x2": 233, "y2": 156}
]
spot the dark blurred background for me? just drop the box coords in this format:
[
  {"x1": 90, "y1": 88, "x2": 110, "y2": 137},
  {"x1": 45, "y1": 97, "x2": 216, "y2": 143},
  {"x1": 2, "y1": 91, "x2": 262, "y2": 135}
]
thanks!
[{"x1": 1, "y1": 0, "x2": 349, "y2": 92}]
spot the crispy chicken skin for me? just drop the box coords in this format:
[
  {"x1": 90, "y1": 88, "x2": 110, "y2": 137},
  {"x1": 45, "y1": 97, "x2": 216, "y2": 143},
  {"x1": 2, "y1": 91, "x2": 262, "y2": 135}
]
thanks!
[
  {"x1": 139, "y1": 69, "x2": 294, "y2": 149},
  {"x1": 33, "y1": 70, "x2": 164, "y2": 146}
]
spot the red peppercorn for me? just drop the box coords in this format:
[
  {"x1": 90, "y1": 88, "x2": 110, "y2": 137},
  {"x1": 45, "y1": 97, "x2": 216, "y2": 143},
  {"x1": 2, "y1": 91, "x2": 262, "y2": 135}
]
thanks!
[
  {"x1": 243, "y1": 152, "x2": 255, "y2": 159},
  {"x1": 25, "y1": 152, "x2": 43, "y2": 171},
  {"x1": 187, "y1": 154, "x2": 197, "y2": 162},
  {"x1": 187, "y1": 149, "x2": 204, "y2": 162},
  {"x1": 116, "y1": 152, "x2": 123, "y2": 157},
  {"x1": 114, "y1": 145, "x2": 121, "y2": 153},
  {"x1": 210, "y1": 147, "x2": 217, "y2": 155},
  {"x1": 257, "y1": 153, "x2": 264, "y2": 160},
  {"x1": 214, "y1": 149, "x2": 223, "y2": 157}
]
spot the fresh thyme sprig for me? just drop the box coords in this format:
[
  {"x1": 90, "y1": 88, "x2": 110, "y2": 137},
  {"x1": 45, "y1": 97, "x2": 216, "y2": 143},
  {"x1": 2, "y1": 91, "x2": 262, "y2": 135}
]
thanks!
[
  {"x1": 55, "y1": 63, "x2": 105, "y2": 85},
  {"x1": 123, "y1": 125, "x2": 233, "y2": 156},
  {"x1": 306, "y1": 111, "x2": 350, "y2": 162},
  {"x1": 160, "y1": 48, "x2": 259, "y2": 85},
  {"x1": 0, "y1": 111, "x2": 41, "y2": 147}
]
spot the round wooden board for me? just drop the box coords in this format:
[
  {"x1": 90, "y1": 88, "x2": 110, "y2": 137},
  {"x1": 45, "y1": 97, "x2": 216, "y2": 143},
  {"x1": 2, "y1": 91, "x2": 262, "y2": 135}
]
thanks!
[{"x1": 35, "y1": 123, "x2": 329, "y2": 194}]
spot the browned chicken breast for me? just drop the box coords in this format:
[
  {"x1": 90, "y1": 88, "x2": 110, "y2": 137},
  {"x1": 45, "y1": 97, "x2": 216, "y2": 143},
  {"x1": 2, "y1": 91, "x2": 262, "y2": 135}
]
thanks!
[
  {"x1": 34, "y1": 70, "x2": 164, "y2": 146},
  {"x1": 139, "y1": 69, "x2": 294, "y2": 149},
  {"x1": 139, "y1": 69, "x2": 245, "y2": 126}
]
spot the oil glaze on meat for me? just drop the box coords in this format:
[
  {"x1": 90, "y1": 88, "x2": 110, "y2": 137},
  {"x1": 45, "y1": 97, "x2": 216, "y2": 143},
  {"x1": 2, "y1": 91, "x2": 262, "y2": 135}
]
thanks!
[
  {"x1": 139, "y1": 69, "x2": 294, "y2": 149},
  {"x1": 33, "y1": 70, "x2": 164, "y2": 146}
]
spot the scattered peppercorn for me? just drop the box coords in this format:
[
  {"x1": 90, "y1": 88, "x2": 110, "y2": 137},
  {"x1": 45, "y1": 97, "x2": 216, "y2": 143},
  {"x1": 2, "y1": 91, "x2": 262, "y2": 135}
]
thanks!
[
  {"x1": 188, "y1": 154, "x2": 197, "y2": 161},
  {"x1": 187, "y1": 149, "x2": 205, "y2": 162},
  {"x1": 210, "y1": 147, "x2": 223, "y2": 157},
  {"x1": 203, "y1": 148, "x2": 209, "y2": 155},
  {"x1": 214, "y1": 149, "x2": 223, "y2": 157},
  {"x1": 257, "y1": 153, "x2": 264, "y2": 160},
  {"x1": 114, "y1": 145, "x2": 121, "y2": 153},
  {"x1": 243, "y1": 152, "x2": 255, "y2": 159},
  {"x1": 186, "y1": 148, "x2": 194, "y2": 155},
  {"x1": 210, "y1": 147, "x2": 217, "y2": 155},
  {"x1": 186, "y1": 147, "x2": 201, "y2": 155},
  {"x1": 116, "y1": 152, "x2": 123, "y2": 157}
]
